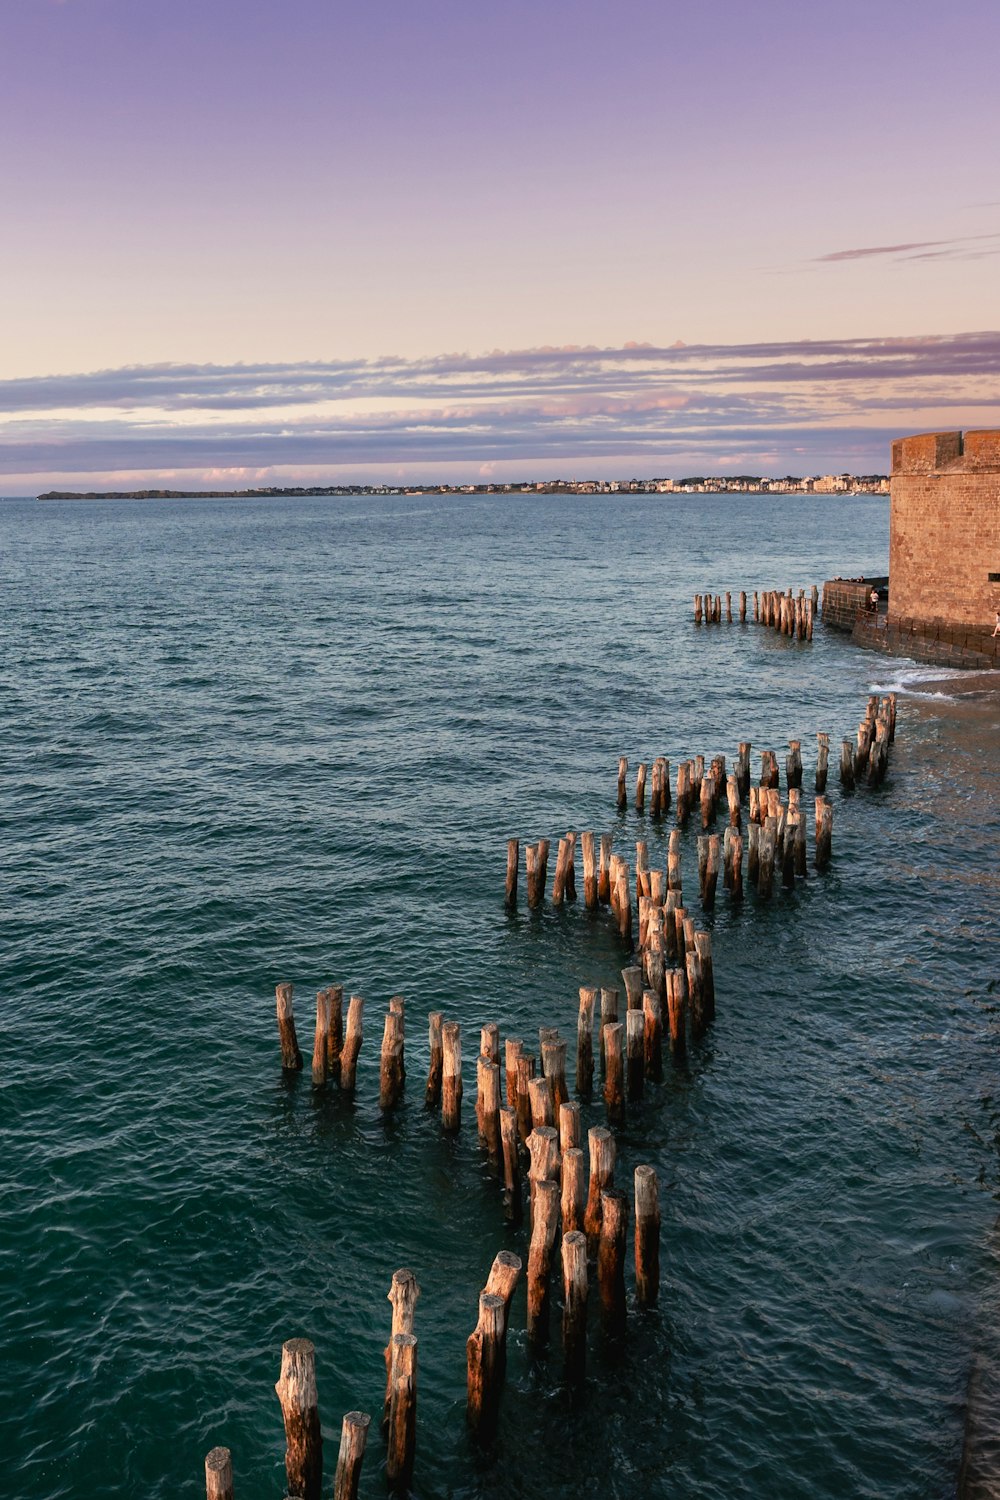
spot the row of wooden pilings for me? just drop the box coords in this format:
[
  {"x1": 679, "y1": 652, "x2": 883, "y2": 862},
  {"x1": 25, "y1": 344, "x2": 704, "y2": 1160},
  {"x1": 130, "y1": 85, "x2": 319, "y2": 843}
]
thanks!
[{"x1": 693, "y1": 584, "x2": 819, "y2": 639}]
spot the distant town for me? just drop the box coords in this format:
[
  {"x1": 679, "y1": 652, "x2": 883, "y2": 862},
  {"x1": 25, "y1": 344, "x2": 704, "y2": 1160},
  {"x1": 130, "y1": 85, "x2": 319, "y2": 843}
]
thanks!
[{"x1": 37, "y1": 472, "x2": 890, "y2": 501}]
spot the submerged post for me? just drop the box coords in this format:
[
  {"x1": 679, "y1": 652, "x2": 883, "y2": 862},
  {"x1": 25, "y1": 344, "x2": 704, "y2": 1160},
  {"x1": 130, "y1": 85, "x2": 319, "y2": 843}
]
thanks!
[
  {"x1": 275, "y1": 1339, "x2": 322, "y2": 1500},
  {"x1": 275, "y1": 983, "x2": 303, "y2": 1072}
]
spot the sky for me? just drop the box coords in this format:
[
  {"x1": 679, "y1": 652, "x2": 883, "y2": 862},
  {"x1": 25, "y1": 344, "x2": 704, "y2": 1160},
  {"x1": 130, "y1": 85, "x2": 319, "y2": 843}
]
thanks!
[{"x1": 1, "y1": 0, "x2": 998, "y2": 491}]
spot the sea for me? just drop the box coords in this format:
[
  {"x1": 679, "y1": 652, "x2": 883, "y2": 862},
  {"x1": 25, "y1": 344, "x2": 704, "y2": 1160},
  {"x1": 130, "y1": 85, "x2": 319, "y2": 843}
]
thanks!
[{"x1": 2, "y1": 491, "x2": 999, "y2": 1500}]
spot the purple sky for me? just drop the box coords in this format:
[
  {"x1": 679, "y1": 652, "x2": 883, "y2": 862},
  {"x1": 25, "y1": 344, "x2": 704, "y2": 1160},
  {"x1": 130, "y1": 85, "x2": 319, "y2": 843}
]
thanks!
[{"x1": 2, "y1": 0, "x2": 999, "y2": 489}]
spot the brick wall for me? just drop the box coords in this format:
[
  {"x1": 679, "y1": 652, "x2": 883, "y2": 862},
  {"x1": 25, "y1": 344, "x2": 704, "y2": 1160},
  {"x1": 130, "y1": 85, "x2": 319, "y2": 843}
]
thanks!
[
  {"x1": 890, "y1": 430, "x2": 1000, "y2": 629},
  {"x1": 822, "y1": 577, "x2": 887, "y2": 631}
]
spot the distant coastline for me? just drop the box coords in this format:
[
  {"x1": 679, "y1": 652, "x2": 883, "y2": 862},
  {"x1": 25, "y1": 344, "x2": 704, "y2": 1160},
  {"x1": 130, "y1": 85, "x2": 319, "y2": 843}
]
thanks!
[{"x1": 37, "y1": 473, "x2": 890, "y2": 502}]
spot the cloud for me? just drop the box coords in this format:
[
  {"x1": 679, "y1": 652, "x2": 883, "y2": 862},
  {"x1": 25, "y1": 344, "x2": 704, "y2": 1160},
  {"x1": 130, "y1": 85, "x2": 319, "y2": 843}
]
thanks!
[
  {"x1": 814, "y1": 232, "x2": 1000, "y2": 265},
  {"x1": 1, "y1": 330, "x2": 998, "y2": 481}
]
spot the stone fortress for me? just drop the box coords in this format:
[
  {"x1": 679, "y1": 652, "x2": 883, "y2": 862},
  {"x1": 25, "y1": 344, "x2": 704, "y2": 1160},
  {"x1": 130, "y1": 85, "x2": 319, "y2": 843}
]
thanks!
[{"x1": 823, "y1": 429, "x2": 1000, "y2": 669}]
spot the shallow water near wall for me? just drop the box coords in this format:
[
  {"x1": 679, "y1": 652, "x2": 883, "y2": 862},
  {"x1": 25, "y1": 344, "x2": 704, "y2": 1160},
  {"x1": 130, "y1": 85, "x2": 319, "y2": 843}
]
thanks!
[{"x1": 2, "y1": 491, "x2": 999, "y2": 1500}]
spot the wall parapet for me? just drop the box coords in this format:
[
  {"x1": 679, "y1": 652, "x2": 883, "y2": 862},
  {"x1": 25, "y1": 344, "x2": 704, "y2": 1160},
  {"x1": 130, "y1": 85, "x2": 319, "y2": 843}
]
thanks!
[{"x1": 892, "y1": 429, "x2": 1000, "y2": 475}]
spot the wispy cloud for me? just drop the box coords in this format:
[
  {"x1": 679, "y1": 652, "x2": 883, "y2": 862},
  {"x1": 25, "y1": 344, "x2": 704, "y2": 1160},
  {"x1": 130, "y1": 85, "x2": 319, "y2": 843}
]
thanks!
[
  {"x1": 1, "y1": 331, "x2": 998, "y2": 482},
  {"x1": 814, "y1": 233, "x2": 1000, "y2": 265}
]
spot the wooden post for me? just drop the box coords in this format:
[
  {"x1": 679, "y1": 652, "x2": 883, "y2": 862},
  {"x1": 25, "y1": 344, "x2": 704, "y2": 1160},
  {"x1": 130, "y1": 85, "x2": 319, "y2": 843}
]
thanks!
[
  {"x1": 561, "y1": 1230, "x2": 588, "y2": 1383},
  {"x1": 541, "y1": 1036, "x2": 569, "y2": 1108},
  {"x1": 379, "y1": 1010, "x2": 405, "y2": 1111},
  {"x1": 666, "y1": 969, "x2": 686, "y2": 1058},
  {"x1": 312, "y1": 988, "x2": 332, "y2": 1087},
  {"x1": 686, "y1": 944, "x2": 705, "y2": 1036},
  {"x1": 561, "y1": 1146, "x2": 585, "y2": 1235},
  {"x1": 634, "y1": 1165, "x2": 660, "y2": 1308},
  {"x1": 504, "y1": 1036, "x2": 522, "y2": 1107},
  {"x1": 816, "y1": 733, "x2": 829, "y2": 793},
  {"x1": 551, "y1": 835, "x2": 572, "y2": 905},
  {"x1": 441, "y1": 1022, "x2": 462, "y2": 1131},
  {"x1": 635, "y1": 762, "x2": 647, "y2": 813},
  {"x1": 676, "y1": 761, "x2": 691, "y2": 824},
  {"x1": 694, "y1": 593, "x2": 703, "y2": 623},
  {"x1": 525, "y1": 843, "x2": 538, "y2": 907},
  {"x1": 576, "y1": 987, "x2": 596, "y2": 1097},
  {"x1": 466, "y1": 1292, "x2": 505, "y2": 1440},
  {"x1": 559, "y1": 1100, "x2": 581, "y2": 1154},
  {"x1": 385, "y1": 1334, "x2": 417, "y2": 1488},
  {"x1": 701, "y1": 834, "x2": 720, "y2": 908},
  {"x1": 643, "y1": 990, "x2": 663, "y2": 1080},
  {"x1": 622, "y1": 965, "x2": 644, "y2": 1011},
  {"x1": 840, "y1": 737, "x2": 856, "y2": 790},
  {"x1": 425, "y1": 1011, "x2": 444, "y2": 1107},
  {"x1": 598, "y1": 1190, "x2": 628, "y2": 1330},
  {"x1": 527, "y1": 1125, "x2": 560, "y2": 1222},
  {"x1": 275, "y1": 983, "x2": 303, "y2": 1072},
  {"x1": 205, "y1": 1448, "x2": 234, "y2": 1500},
  {"x1": 478, "y1": 1057, "x2": 501, "y2": 1159},
  {"x1": 340, "y1": 996, "x2": 364, "y2": 1091},
  {"x1": 500, "y1": 1106, "x2": 522, "y2": 1225},
  {"x1": 726, "y1": 773, "x2": 741, "y2": 829},
  {"x1": 583, "y1": 1125, "x2": 615, "y2": 1247},
  {"x1": 599, "y1": 987, "x2": 619, "y2": 1070},
  {"x1": 794, "y1": 802, "x2": 808, "y2": 877},
  {"x1": 537, "y1": 839, "x2": 550, "y2": 900},
  {"x1": 485, "y1": 1250, "x2": 523, "y2": 1366},
  {"x1": 333, "y1": 1413, "x2": 370, "y2": 1500},
  {"x1": 725, "y1": 590, "x2": 732, "y2": 622},
  {"x1": 626, "y1": 1008, "x2": 644, "y2": 1101},
  {"x1": 737, "y1": 741, "x2": 751, "y2": 799},
  {"x1": 478, "y1": 1022, "x2": 499, "y2": 1064},
  {"x1": 526, "y1": 1178, "x2": 561, "y2": 1342},
  {"x1": 598, "y1": 834, "x2": 613, "y2": 905},
  {"x1": 528, "y1": 1074, "x2": 556, "y2": 1131},
  {"x1": 781, "y1": 810, "x2": 798, "y2": 889},
  {"x1": 581, "y1": 831, "x2": 598, "y2": 909},
  {"x1": 815, "y1": 795, "x2": 833, "y2": 871},
  {"x1": 275, "y1": 1338, "x2": 322, "y2": 1500},
  {"x1": 786, "y1": 740, "x2": 803, "y2": 790},
  {"x1": 617, "y1": 756, "x2": 628, "y2": 811},
  {"x1": 739, "y1": 589, "x2": 747, "y2": 623},
  {"x1": 505, "y1": 838, "x2": 519, "y2": 908},
  {"x1": 515, "y1": 1052, "x2": 536, "y2": 1143},
  {"x1": 699, "y1": 771, "x2": 715, "y2": 830},
  {"x1": 758, "y1": 818, "x2": 776, "y2": 898},
  {"x1": 603, "y1": 1021, "x2": 625, "y2": 1126},
  {"x1": 324, "y1": 984, "x2": 343, "y2": 1078},
  {"x1": 694, "y1": 931, "x2": 715, "y2": 1025},
  {"x1": 382, "y1": 1270, "x2": 420, "y2": 1431}
]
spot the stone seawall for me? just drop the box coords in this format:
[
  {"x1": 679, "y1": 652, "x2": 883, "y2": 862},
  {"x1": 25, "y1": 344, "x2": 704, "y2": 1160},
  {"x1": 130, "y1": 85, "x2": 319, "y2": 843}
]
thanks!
[
  {"x1": 852, "y1": 614, "x2": 1000, "y2": 670},
  {"x1": 822, "y1": 577, "x2": 887, "y2": 632}
]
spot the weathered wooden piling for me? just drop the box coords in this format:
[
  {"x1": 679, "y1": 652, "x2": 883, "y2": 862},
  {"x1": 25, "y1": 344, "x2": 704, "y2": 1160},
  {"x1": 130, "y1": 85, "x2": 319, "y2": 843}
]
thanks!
[
  {"x1": 700, "y1": 771, "x2": 715, "y2": 830},
  {"x1": 840, "y1": 736, "x2": 856, "y2": 790},
  {"x1": 527, "y1": 1179, "x2": 561, "y2": 1342},
  {"x1": 786, "y1": 740, "x2": 803, "y2": 790},
  {"x1": 739, "y1": 589, "x2": 747, "y2": 623},
  {"x1": 565, "y1": 831, "x2": 577, "y2": 901},
  {"x1": 425, "y1": 1011, "x2": 444, "y2": 1107},
  {"x1": 484, "y1": 1249, "x2": 523, "y2": 1345},
  {"x1": 505, "y1": 838, "x2": 519, "y2": 908},
  {"x1": 311, "y1": 988, "x2": 333, "y2": 1087},
  {"x1": 528, "y1": 1075, "x2": 556, "y2": 1131},
  {"x1": 323, "y1": 984, "x2": 343, "y2": 1077},
  {"x1": 737, "y1": 741, "x2": 752, "y2": 798},
  {"x1": 598, "y1": 1190, "x2": 628, "y2": 1330},
  {"x1": 561, "y1": 1231, "x2": 589, "y2": 1382},
  {"x1": 622, "y1": 964, "x2": 644, "y2": 1012},
  {"x1": 643, "y1": 990, "x2": 663, "y2": 1080},
  {"x1": 340, "y1": 996, "x2": 364, "y2": 1091},
  {"x1": 205, "y1": 1447, "x2": 234, "y2": 1500},
  {"x1": 694, "y1": 931, "x2": 715, "y2": 1025},
  {"x1": 698, "y1": 833, "x2": 720, "y2": 908},
  {"x1": 581, "y1": 831, "x2": 598, "y2": 909},
  {"x1": 504, "y1": 1036, "x2": 522, "y2": 1107},
  {"x1": 634, "y1": 1165, "x2": 660, "y2": 1309},
  {"x1": 515, "y1": 1052, "x2": 536, "y2": 1143},
  {"x1": 466, "y1": 1292, "x2": 505, "y2": 1440},
  {"x1": 386, "y1": 1334, "x2": 417, "y2": 1487},
  {"x1": 758, "y1": 818, "x2": 776, "y2": 898},
  {"x1": 584, "y1": 1126, "x2": 616, "y2": 1247},
  {"x1": 477, "y1": 1057, "x2": 502, "y2": 1159},
  {"x1": 527, "y1": 1125, "x2": 560, "y2": 1223},
  {"x1": 781, "y1": 811, "x2": 798, "y2": 889},
  {"x1": 561, "y1": 1146, "x2": 585, "y2": 1235},
  {"x1": 333, "y1": 1413, "x2": 370, "y2": 1500},
  {"x1": 275, "y1": 1338, "x2": 322, "y2": 1500},
  {"x1": 667, "y1": 828, "x2": 683, "y2": 896},
  {"x1": 275, "y1": 983, "x2": 303, "y2": 1072},
  {"x1": 626, "y1": 1009, "x2": 645, "y2": 1101},
  {"x1": 603, "y1": 1021, "x2": 625, "y2": 1126},
  {"x1": 676, "y1": 761, "x2": 692, "y2": 824},
  {"x1": 500, "y1": 1106, "x2": 522, "y2": 1224},
  {"x1": 558, "y1": 1100, "x2": 581, "y2": 1155},
  {"x1": 441, "y1": 1021, "x2": 462, "y2": 1131},
  {"x1": 598, "y1": 834, "x2": 613, "y2": 905},
  {"x1": 617, "y1": 756, "x2": 629, "y2": 812},
  {"x1": 815, "y1": 795, "x2": 833, "y2": 870},
  {"x1": 816, "y1": 733, "x2": 830, "y2": 793},
  {"x1": 576, "y1": 987, "x2": 596, "y2": 1097},
  {"x1": 686, "y1": 944, "x2": 705, "y2": 1036},
  {"x1": 382, "y1": 1270, "x2": 420, "y2": 1432},
  {"x1": 794, "y1": 802, "x2": 807, "y2": 877},
  {"x1": 541, "y1": 1036, "x2": 569, "y2": 1108},
  {"x1": 694, "y1": 593, "x2": 703, "y2": 624},
  {"x1": 635, "y1": 762, "x2": 647, "y2": 813},
  {"x1": 551, "y1": 836, "x2": 573, "y2": 905},
  {"x1": 599, "y1": 987, "x2": 619, "y2": 1071},
  {"x1": 379, "y1": 1010, "x2": 405, "y2": 1111}
]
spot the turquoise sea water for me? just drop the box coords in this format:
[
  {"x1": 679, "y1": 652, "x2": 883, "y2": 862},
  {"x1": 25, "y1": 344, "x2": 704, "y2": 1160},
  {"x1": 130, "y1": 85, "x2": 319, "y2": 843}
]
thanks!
[{"x1": 2, "y1": 492, "x2": 999, "y2": 1500}]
